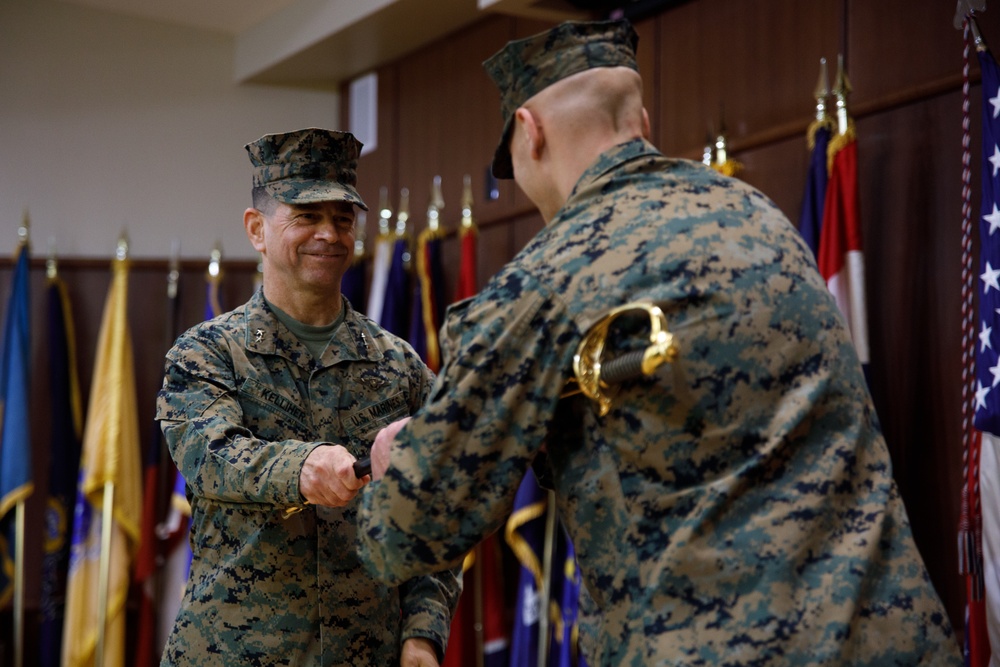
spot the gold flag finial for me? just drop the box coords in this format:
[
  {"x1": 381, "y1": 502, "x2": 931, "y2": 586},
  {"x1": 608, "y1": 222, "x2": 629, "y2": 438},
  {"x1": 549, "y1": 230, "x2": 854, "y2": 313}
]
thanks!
[
  {"x1": 832, "y1": 54, "x2": 853, "y2": 136},
  {"x1": 460, "y1": 175, "x2": 475, "y2": 231},
  {"x1": 168, "y1": 239, "x2": 180, "y2": 299},
  {"x1": 395, "y1": 187, "x2": 409, "y2": 236},
  {"x1": 814, "y1": 57, "x2": 830, "y2": 124},
  {"x1": 702, "y1": 126, "x2": 715, "y2": 167},
  {"x1": 378, "y1": 186, "x2": 392, "y2": 237},
  {"x1": 116, "y1": 231, "x2": 129, "y2": 261},
  {"x1": 18, "y1": 209, "x2": 30, "y2": 248},
  {"x1": 427, "y1": 176, "x2": 443, "y2": 232},
  {"x1": 354, "y1": 209, "x2": 367, "y2": 260},
  {"x1": 208, "y1": 241, "x2": 223, "y2": 279},
  {"x1": 46, "y1": 236, "x2": 58, "y2": 280}
]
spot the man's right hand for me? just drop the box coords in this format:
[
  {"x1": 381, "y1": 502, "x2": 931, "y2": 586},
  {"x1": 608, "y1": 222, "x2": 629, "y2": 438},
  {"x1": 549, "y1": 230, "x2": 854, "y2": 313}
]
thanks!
[{"x1": 299, "y1": 444, "x2": 369, "y2": 507}]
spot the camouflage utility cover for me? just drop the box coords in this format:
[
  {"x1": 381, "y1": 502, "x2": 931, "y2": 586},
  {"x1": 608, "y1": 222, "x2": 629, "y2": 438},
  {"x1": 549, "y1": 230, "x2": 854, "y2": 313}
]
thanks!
[
  {"x1": 156, "y1": 291, "x2": 459, "y2": 666},
  {"x1": 245, "y1": 128, "x2": 369, "y2": 210},
  {"x1": 483, "y1": 19, "x2": 639, "y2": 180},
  {"x1": 358, "y1": 139, "x2": 962, "y2": 665}
]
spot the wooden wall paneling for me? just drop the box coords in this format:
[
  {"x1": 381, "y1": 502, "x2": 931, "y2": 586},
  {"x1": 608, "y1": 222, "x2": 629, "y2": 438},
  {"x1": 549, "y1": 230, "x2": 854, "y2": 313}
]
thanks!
[
  {"x1": 858, "y1": 89, "x2": 967, "y2": 631},
  {"x1": 656, "y1": 0, "x2": 841, "y2": 159},
  {"x1": 633, "y1": 16, "x2": 661, "y2": 148},
  {"x1": 0, "y1": 257, "x2": 258, "y2": 617},
  {"x1": 728, "y1": 133, "x2": 810, "y2": 225},
  {"x1": 345, "y1": 63, "x2": 400, "y2": 253},
  {"x1": 847, "y1": 0, "x2": 993, "y2": 112},
  {"x1": 396, "y1": 15, "x2": 521, "y2": 236}
]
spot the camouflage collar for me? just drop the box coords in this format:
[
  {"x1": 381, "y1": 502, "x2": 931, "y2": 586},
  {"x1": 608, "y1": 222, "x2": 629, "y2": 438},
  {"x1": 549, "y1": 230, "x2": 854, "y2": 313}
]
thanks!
[
  {"x1": 556, "y1": 137, "x2": 661, "y2": 226},
  {"x1": 243, "y1": 289, "x2": 384, "y2": 367}
]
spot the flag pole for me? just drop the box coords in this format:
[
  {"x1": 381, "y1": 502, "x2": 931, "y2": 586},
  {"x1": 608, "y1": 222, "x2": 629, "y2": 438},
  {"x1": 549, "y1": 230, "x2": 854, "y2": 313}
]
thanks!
[
  {"x1": 96, "y1": 233, "x2": 128, "y2": 667},
  {"x1": 14, "y1": 500, "x2": 25, "y2": 667},
  {"x1": 536, "y1": 490, "x2": 557, "y2": 666},
  {"x1": 12, "y1": 214, "x2": 30, "y2": 667},
  {"x1": 96, "y1": 480, "x2": 116, "y2": 667}
]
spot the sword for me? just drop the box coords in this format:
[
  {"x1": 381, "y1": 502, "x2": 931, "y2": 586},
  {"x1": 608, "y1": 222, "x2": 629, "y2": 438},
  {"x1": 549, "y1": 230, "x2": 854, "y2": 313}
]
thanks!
[{"x1": 563, "y1": 302, "x2": 678, "y2": 416}]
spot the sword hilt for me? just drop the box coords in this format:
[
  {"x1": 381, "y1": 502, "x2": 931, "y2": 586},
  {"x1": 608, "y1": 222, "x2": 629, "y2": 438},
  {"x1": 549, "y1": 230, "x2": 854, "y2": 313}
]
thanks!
[
  {"x1": 353, "y1": 457, "x2": 372, "y2": 478},
  {"x1": 569, "y1": 302, "x2": 678, "y2": 416}
]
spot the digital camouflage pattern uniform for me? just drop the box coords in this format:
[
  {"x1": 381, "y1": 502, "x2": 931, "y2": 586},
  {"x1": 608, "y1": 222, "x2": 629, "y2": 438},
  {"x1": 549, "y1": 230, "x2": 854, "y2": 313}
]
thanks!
[
  {"x1": 357, "y1": 19, "x2": 962, "y2": 667},
  {"x1": 157, "y1": 290, "x2": 460, "y2": 666}
]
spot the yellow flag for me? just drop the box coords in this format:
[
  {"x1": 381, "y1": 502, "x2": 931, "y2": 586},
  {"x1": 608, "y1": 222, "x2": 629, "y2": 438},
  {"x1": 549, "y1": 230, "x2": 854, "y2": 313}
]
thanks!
[{"x1": 63, "y1": 257, "x2": 142, "y2": 667}]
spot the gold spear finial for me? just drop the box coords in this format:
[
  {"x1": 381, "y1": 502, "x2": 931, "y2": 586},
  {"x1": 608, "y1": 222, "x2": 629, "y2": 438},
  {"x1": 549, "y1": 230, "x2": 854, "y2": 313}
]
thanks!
[
  {"x1": 702, "y1": 126, "x2": 715, "y2": 166},
  {"x1": 832, "y1": 54, "x2": 853, "y2": 136},
  {"x1": 427, "y1": 176, "x2": 443, "y2": 232},
  {"x1": 460, "y1": 175, "x2": 475, "y2": 230},
  {"x1": 47, "y1": 236, "x2": 58, "y2": 280},
  {"x1": 814, "y1": 57, "x2": 830, "y2": 124},
  {"x1": 378, "y1": 186, "x2": 392, "y2": 237},
  {"x1": 395, "y1": 187, "x2": 409, "y2": 236},
  {"x1": 354, "y1": 209, "x2": 367, "y2": 260},
  {"x1": 208, "y1": 241, "x2": 222, "y2": 279},
  {"x1": 116, "y1": 231, "x2": 130, "y2": 261},
  {"x1": 167, "y1": 239, "x2": 180, "y2": 299},
  {"x1": 18, "y1": 209, "x2": 30, "y2": 249}
]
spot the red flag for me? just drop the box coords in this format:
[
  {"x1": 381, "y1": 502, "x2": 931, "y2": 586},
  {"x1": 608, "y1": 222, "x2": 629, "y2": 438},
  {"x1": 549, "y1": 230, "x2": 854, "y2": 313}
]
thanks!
[
  {"x1": 817, "y1": 134, "x2": 869, "y2": 366},
  {"x1": 442, "y1": 181, "x2": 512, "y2": 667}
]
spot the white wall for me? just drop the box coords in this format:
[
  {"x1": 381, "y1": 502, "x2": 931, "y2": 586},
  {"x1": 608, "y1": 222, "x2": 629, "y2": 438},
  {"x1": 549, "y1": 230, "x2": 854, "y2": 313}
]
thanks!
[{"x1": 0, "y1": 0, "x2": 341, "y2": 260}]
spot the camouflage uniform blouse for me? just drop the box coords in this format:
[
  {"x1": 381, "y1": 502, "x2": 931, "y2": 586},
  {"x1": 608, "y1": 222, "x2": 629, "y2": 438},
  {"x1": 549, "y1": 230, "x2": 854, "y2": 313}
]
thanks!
[
  {"x1": 358, "y1": 139, "x2": 962, "y2": 666},
  {"x1": 156, "y1": 290, "x2": 460, "y2": 666}
]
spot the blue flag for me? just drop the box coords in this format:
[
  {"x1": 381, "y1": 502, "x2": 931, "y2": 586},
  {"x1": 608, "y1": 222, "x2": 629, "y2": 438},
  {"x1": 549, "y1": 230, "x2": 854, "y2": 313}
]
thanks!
[
  {"x1": 797, "y1": 123, "x2": 832, "y2": 258},
  {"x1": 342, "y1": 260, "x2": 366, "y2": 313},
  {"x1": 381, "y1": 237, "x2": 410, "y2": 338},
  {"x1": 506, "y1": 470, "x2": 547, "y2": 667},
  {"x1": 974, "y1": 47, "x2": 1000, "y2": 436},
  {"x1": 0, "y1": 243, "x2": 32, "y2": 608},
  {"x1": 39, "y1": 275, "x2": 83, "y2": 666}
]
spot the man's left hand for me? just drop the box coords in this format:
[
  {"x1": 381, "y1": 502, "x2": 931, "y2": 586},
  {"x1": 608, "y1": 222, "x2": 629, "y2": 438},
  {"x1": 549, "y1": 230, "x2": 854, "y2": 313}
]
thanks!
[{"x1": 400, "y1": 637, "x2": 439, "y2": 667}]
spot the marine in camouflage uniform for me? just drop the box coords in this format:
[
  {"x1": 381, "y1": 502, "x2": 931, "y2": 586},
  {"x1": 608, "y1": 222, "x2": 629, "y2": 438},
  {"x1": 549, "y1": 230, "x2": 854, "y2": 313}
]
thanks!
[
  {"x1": 357, "y1": 21, "x2": 962, "y2": 666},
  {"x1": 156, "y1": 129, "x2": 460, "y2": 666}
]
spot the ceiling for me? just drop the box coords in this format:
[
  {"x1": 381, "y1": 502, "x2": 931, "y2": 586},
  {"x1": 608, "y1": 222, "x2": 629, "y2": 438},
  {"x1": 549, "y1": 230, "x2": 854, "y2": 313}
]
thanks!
[
  {"x1": 56, "y1": 0, "x2": 300, "y2": 35},
  {"x1": 55, "y1": 0, "x2": 591, "y2": 89}
]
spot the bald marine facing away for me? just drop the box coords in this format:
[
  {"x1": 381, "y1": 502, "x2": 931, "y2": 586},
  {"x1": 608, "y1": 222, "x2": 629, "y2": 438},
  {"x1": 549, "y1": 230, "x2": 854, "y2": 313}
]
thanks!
[{"x1": 354, "y1": 19, "x2": 962, "y2": 667}]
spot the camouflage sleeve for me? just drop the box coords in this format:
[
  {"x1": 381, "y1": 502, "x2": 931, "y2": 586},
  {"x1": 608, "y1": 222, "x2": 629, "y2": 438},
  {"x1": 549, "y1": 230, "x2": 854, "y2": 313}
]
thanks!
[
  {"x1": 359, "y1": 268, "x2": 577, "y2": 583},
  {"x1": 397, "y1": 566, "x2": 464, "y2": 660},
  {"x1": 156, "y1": 329, "x2": 316, "y2": 507}
]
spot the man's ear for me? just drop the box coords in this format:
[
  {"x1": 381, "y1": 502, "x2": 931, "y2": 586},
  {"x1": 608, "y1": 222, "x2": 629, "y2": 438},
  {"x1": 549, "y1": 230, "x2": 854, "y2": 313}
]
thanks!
[
  {"x1": 515, "y1": 107, "x2": 544, "y2": 160},
  {"x1": 244, "y1": 207, "x2": 266, "y2": 252}
]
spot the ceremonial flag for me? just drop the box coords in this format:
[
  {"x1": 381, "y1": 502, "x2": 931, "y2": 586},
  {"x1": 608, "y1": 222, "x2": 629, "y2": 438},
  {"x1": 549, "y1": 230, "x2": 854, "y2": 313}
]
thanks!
[
  {"x1": 380, "y1": 236, "x2": 410, "y2": 339},
  {"x1": 366, "y1": 192, "x2": 394, "y2": 324},
  {"x1": 342, "y1": 212, "x2": 367, "y2": 312},
  {"x1": 455, "y1": 223, "x2": 478, "y2": 303},
  {"x1": 798, "y1": 122, "x2": 833, "y2": 258},
  {"x1": 817, "y1": 106, "x2": 870, "y2": 367},
  {"x1": 63, "y1": 255, "x2": 143, "y2": 667},
  {"x1": 366, "y1": 236, "x2": 391, "y2": 324},
  {"x1": 133, "y1": 252, "x2": 182, "y2": 667},
  {"x1": 973, "y1": 36, "x2": 1000, "y2": 667},
  {"x1": 39, "y1": 270, "x2": 83, "y2": 667},
  {"x1": 342, "y1": 260, "x2": 366, "y2": 312},
  {"x1": 548, "y1": 532, "x2": 585, "y2": 667},
  {"x1": 0, "y1": 242, "x2": 32, "y2": 610},
  {"x1": 506, "y1": 471, "x2": 547, "y2": 667}
]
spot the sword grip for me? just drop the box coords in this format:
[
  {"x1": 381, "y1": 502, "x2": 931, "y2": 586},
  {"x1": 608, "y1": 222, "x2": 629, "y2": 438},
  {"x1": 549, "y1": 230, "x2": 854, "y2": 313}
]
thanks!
[
  {"x1": 599, "y1": 350, "x2": 646, "y2": 385},
  {"x1": 353, "y1": 457, "x2": 372, "y2": 478}
]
